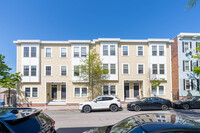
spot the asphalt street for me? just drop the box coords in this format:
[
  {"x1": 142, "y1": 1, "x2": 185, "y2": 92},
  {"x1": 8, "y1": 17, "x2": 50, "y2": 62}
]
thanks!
[{"x1": 44, "y1": 108, "x2": 200, "y2": 133}]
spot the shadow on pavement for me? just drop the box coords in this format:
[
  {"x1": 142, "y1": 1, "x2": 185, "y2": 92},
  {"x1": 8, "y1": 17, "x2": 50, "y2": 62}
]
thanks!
[{"x1": 57, "y1": 127, "x2": 96, "y2": 133}]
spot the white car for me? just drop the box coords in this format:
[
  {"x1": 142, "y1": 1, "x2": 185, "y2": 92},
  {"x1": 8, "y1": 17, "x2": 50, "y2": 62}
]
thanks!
[{"x1": 79, "y1": 96, "x2": 122, "y2": 113}]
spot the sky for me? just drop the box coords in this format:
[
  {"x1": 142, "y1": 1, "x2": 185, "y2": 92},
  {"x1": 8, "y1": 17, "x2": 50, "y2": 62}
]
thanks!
[{"x1": 0, "y1": 0, "x2": 200, "y2": 73}]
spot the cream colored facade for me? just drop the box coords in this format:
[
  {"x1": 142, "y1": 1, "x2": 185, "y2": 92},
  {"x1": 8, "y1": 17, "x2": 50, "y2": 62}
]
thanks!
[{"x1": 14, "y1": 38, "x2": 173, "y2": 106}]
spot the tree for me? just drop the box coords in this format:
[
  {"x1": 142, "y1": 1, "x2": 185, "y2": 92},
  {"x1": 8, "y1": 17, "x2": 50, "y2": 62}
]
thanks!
[
  {"x1": 151, "y1": 77, "x2": 165, "y2": 96},
  {"x1": 78, "y1": 49, "x2": 108, "y2": 100},
  {"x1": 0, "y1": 54, "x2": 11, "y2": 78},
  {"x1": 186, "y1": 0, "x2": 199, "y2": 10}
]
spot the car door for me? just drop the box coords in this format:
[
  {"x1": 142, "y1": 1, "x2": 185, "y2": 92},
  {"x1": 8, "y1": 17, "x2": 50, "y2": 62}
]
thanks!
[
  {"x1": 193, "y1": 97, "x2": 200, "y2": 109},
  {"x1": 101, "y1": 97, "x2": 113, "y2": 109},
  {"x1": 91, "y1": 97, "x2": 103, "y2": 109},
  {"x1": 141, "y1": 98, "x2": 154, "y2": 109},
  {"x1": 152, "y1": 97, "x2": 163, "y2": 109}
]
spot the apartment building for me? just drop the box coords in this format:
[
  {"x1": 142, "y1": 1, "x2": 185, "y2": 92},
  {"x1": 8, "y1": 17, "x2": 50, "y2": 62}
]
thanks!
[
  {"x1": 14, "y1": 38, "x2": 173, "y2": 106},
  {"x1": 172, "y1": 33, "x2": 200, "y2": 100}
]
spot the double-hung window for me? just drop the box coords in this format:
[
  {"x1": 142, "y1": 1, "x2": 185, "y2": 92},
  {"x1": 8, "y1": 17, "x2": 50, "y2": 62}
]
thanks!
[
  {"x1": 31, "y1": 47, "x2": 36, "y2": 57},
  {"x1": 137, "y1": 46, "x2": 143, "y2": 56},
  {"x1": 152, "y1": 64, "x2": 157, "y2": 74},
  {"x1": 102, "y1": 85, "x2": 116, "y2": 95},
  {"x1": 74, "y1": 65, "x2": 79, "y2": 76},
  {"x1": 103, "y1": 64, "x2": 109, "y2": 74},
  {"x1": 159, "y1": 64, "x2": 165, "y2": 74},
  {"x1": 46, "y1": 48, "x2": 52, "y2": 57},
  {"x1": 25, "y1": 87, "x2": 31, "y2": 97},
  {"x1": 61, "y1": 48, "x2": 67, "y2": 58},
  {"x1": 24, "y1": 66, "x2": 29, "y2": 76},
  {"x1": 32, "y1": 87, "x2": 38, "y2": 97},
  {"x1": 24, "y1": 47, "x2": 29, "y2": 57},
  {"x1": 46, "y1": 66, "x2": 51, "y2": 76},
  {"x1": 122, "y1": 46, "x2": 128, "y2": 56},
  {"x1": 159, "y1": 46, "x2": 164, "y2": 56},
  {"x1": 184, "y1": 42, "x2": 189, "y2": 52},
  {"x1": 183, "y1": 61, "x2": 190, "y2": 71},
  {"x1": 152, "y1": 46, "x2": 157, "y2": 56},
  {"x1": 74, "y1": 47, "x2": 79, "y2": 57},
  {"x1": 110, "y1": 45, "x2": 116, "y2": 56},
  {"x1": 138, "y1": 64, "x2": 144, "y2": 74},
  {"x1": 31, "y1": 66, "x2": 36, "y2": 76},
  {"x1": 103, "y1": 45, "x2": 108, "y2": 56},
  {"x1": 103, "y1": 85, "x2": 109, "y2": 95},
  {"x1": 61, "y1": 66, "x2": 67, "y2": 76},
  {"x1": 123, "y1": 64, "x2": 129, "y2": 74},
  {"x1": 185, "y1": 79, "x2": 190, "y2": 90},
  {"x1": 152, "y1": 86, "x2": 157, "y2": 95},
  {"x1": 81, "y1": 47, "x2": 86, "y2": 57},
  {"x1": 82, "y1": 87, "x2": 88, "y2": 97},
  {"x1": 110, "y1": 64, "x2": 116, "y2": 74},
  {"x1": 25, "y1": 87, "x2": 38, "y2": 98},
  {"x1": 158, "y1": 86, "x2": 164, "y2": 95},
  {"x1": 74, "y1": 87, "x2": 88, "y2": 97}
]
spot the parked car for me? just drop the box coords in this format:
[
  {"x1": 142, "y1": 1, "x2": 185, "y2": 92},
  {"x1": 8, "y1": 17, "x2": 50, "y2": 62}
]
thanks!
[
  {"x1": 83, "y1": 113, "x2": 200, "y2": 133},
  {"x1": 79, "y1": 96, "x2": 122, "y2": 113},
  {"x1": 127, "y1": 97, "x2": 172, "y2": 111},
  {"x1": 173, "y1": 96, "x2": 200, "y2": 110},
  {"x1": 0, "y1": 108, "x2": 56, "y2": 133}
]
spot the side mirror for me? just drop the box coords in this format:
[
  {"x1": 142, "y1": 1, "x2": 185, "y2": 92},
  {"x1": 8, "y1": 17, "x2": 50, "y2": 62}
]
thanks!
[{"x1": 93, "y1": 100, "x2": 97, "y2": 103}]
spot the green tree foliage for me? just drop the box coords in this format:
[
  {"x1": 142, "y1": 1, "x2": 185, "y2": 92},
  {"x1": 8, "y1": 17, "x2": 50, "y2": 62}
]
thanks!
[
  {"x1": 186, "y1": 0, "x2": 199, "y2": 10},
  {"x1": 0, "y1": 54, "x2": 11, "y2": 78},
  {"x1": 78, "y1": 49, "x2": 108, "y2": 100},
  {"x1": 192, "y1": 44, "x2": 200, "y2": 75},
  {"x1": 151, "y1": 78, "x2": 165, "y2": 96}
]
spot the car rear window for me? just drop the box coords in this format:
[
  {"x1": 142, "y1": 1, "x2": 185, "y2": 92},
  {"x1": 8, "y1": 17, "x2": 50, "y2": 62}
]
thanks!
[
  {"x1": 102, "y1": 97, "x2": 113, "y2": 101},
  {"x1": 37, "y1": 113, "x2": 52, "y2": 128}
]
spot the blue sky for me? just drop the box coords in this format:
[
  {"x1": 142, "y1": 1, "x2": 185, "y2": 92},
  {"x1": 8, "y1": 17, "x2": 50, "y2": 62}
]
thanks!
[{"x1": 0, "y1": 0, "x2": 200, "y2": 73}]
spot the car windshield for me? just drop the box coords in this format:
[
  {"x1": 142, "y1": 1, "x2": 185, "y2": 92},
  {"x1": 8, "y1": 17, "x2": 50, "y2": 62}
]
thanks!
[
  {"x1": 181, "y1": 97, "x2": 195, "y2": 101},
  {"x1": 139, "y1": 98, "x2": 147, "y2": 101}
]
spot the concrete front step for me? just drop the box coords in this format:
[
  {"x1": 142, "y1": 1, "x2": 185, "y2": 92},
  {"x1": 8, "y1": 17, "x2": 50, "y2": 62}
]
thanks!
[{"x1": 47, "y1": 101, "x2": 66, "y2": 105}]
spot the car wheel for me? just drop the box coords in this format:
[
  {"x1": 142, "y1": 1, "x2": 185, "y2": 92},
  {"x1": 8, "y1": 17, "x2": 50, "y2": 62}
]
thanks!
[
  {"x1": 83, "y1": 105, "x2": 91, "y2": 113},
  {"x1": 183, "y1": 104, "x2": 189, "y2": 110},
  {"x1": 134, "y1": 105, "x2": 141, "y2": 112},
  {"x1": 110, "y1": 105, "x2": 118, "y2": 112},
  {"x1": 161, "y1": 105, "x2": 169, "y2": 111}
]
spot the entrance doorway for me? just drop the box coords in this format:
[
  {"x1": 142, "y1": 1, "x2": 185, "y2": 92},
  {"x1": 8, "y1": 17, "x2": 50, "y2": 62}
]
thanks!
[
  {"x1": 134, "y1": 83, "x2": 139, "y2": 97},
  {"x1": 51, "y1": 85, "x2": 57, "y2": 100},
  {"x1": 124, "y1": 83, "x2": 129, "y2": 98}
]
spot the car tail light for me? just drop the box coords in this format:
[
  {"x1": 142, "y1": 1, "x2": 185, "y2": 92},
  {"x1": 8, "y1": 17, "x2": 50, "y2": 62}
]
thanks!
[
  {"x1": 117, "y1": 100, "x2": 120, "y2": 102},
  {"x1": 52, "y1": 120, "x2": 55, "y2": 126}
]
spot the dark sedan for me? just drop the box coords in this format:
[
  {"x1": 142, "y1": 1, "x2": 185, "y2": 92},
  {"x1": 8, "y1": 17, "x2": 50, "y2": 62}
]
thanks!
[
  {"x1": 173, "y1": 96, "x2": 200, "y2": 110},
  {"x1": 84, "y1": 113, "x2": 200, "y2": 133},
  {"x1": 127, "y1": 97, "x2": 172, "y2": 111}
]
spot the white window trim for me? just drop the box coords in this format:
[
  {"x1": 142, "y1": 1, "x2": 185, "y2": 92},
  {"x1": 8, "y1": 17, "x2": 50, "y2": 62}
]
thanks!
[
  {"x1": 159, "y1": 45, "x2": 165, "y2": 56},
  {"x1": 31, "y1": 47, "x2": 37, "y2": 58},
  {"x1": 23, "y1": 46, "x2": 30, "y2": 58},
  {"x1": 110, "y1": 45, "x2": 116, "y2": 56},
  {"x1": 23, "y1": 65, "x2": 29, "y2": 77},
  {"x1": 185, "y1": 79, "x2": 191, "y2": 91},
  {"x1": 122, "y1": 45, "x2": 129, "y2": 56},
  {"x1": 137, "y1": 63, "x2": 145, "y2": 74},
  {"x1": 102, "y1": 84, "x2": 117, "y2": 96},
  {"x1": 122, "y1": 63, "x2": 130, "y2": 74},
  {"x1": 102, "y1": 44, "x2": 109, "y2": 56},
  {"x1": 152, "y1": 64, "x2": 158, "y2": 74},
  {"x1": 45, "y1": 47, "x2": 52, "y2": 58},
  {"x1": 110, "y1": 64, "x2": 116, "y2": 75},
  {"x1": 60, "y1": 47, "x2": 68, "y2": 58},
  {"x1": 45, "y1": 65, "x2": 52, "y2": 76},
  {"x1": 151, "y1": 85, "x2": 165, "y2": 96},
  {"x1": 73, "y1": 65, "x2": 80, "y2": 76},
  {"x1": 73, "y1": 86, "x2": 88, "y2": 98},
  {"x1": 24, "y1": 87, "x2": 39, "y2": 98},
  {"x1": 183, "y1": 60, "x2": 190, "y2": 72},
  {"x1": 159, "y1": 64, "x2": 165, "y2": 75},
  {"x1": 184, "y1": 42, "x2": 190, "y2": 53},
  {"x1": 31, "y1": 65, "x2": 37, "y2": 77},
  {"x1": 137, "y1": 45, "x2": 144, "y2": 56},
  {"x1": 60, "y1": 65, "x2": 68, "y2": 76},
  {"x1": 152, "y1": 45, "x2": 157, "y2": 56}
]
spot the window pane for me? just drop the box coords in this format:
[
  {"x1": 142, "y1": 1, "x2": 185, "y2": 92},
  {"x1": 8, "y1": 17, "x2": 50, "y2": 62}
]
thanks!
[
  {"x1": 103, "y1": 85, "x2": 109, "y2": 95},
  {"x1": 159, "y1": 86, "x2": 164, "y2": 95},
  {"x1": 31, "y1": 47, "x2": 36, "y2": 57},
  {"x1": 75, "y1": 88, "x2": 80, "y2": 97},
  {"x1": 123, "y1": 46, "x2": 128, "y2": 56},
  {"x1": 152, "y1": 64, "x2": 157, "y2": 74},
  {"x1": 186, "y1": 80, "x2": 190, "y2": 90},
  {"x1": 110, "y1": 45, "x2": 115, "y2": 56},
  {"x1": 46, "y1": 66, "x2": 51, "y2": 76},
  {"x1": 152, "y1": 86, "x2": 157, "y2": 95},
  {"x1": 61, "y1": 66, "x2": 67, "y2": 76},
  {"x1": 152, "y1": 46, "x2": 157, "y2": 56},
  {"x1": 103, "y1": 64, "x2": 108, "y2": 74},
  {"x1": 185, "y1": 42, "x2": 189, "y2": 51},
  {"x1": 185, "y1": 61, "x2": 189, "y2": 71},
  {"x1": 24, "y1": 66, "x2": 29, "y2": 76},
  {"x1": 32, "y1": 87, "x2": 38, "y2": 97},
  {"x1": 138, "y1": 46, "x2": 143, "y2": 56},
  {"x1": 138, "y1": 64, "x2": 143, "y2": 74},
  {"x1": 159, "y1": 46, "x2": 164, "y2": 56},
  {"x1": 103, "y1": 45, "x2": 108, "y2": 56},
  {"x1": 31, "y1": 66, "x2": 36, "y2": 76},
  {"x1": 160, "y1": 64, "x2": 165, "y2": 74},
  {"x1": 110, "y1": 85, "x2": 116, "y2": 95},
  {"x1": 74, "y1": 47, "x2": 79, "y2": 57},
  {"x1": 25, "y1": 88, "x2": 30, "y2": 97},
  {"x1": 61, "y1": 85, "x2": 66, "y2": 99},
  {"x1": 74, "y1": 66, "x2": 79, "y2": 76},
  {"x1": 82, "y1": 88, "x2": 87, "y2": 97},
  {"x1": 81, "y1": 47, "x2": 86, "y2": 57},
  {"x1": 110, "y1": 64, "x2": 116, "y2": 74},
  {"x1": 46, "y1": 48, "x2": 51, "y2": 57},
  {"x1": 24, "y1": 47, "x2": 29, "y2": 57},
  {"x1": 123, "y1": 64, "x2": 128, "y2": 74},
  {"x1": 61, "y1": 48, "x2": 66, "y2": 57}
]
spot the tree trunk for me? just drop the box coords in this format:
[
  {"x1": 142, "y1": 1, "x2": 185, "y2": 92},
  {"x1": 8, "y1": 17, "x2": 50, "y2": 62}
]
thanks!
[
  {"x1": 8, "y1": 88, "x2": 11, "y2": 107},
  {"x1": 91, "y1": 79, "x2": 94, "y2": 100}
]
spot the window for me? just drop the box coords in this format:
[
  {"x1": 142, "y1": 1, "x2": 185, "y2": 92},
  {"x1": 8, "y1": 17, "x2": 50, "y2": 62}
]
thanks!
[
  {"x1": 103, "y1": 64, "x2": 108, "y2": 74},
  {"x1": 152, "y1": 46, "x2": 157, "y2": 56},
  {"x1": 31, "y1": 47, "x2": 36, "y2": 57},
  {"x1": 74, "y1": 87, "x2": 88, "y2": 97},
  {"x1": 159, "y1": 64, "x2": 165, "y2": 74},
  {"x1": 32, "y1": 87, "x2": 38, "y2": 97},
  {"x1": 45, "y1": 48, "x2": 51, "y2": 57},
  {"x1": 24, "y1": 66, "x2": 29, "y2": 76},
  {"x1": 24, "y1": 47, "x2": 29, "y2": 57},
  {"x1": 46, "y1": 66, "x2": 51, "y2": 76},
  {"x1": 25, "y1": 87, "x2": 31, "y2": 97},
  {"x1": 122, "y1": 46, "x2": 128, "y2": 56},
  {"x1": 185, "y1": 79, "x2": 190, "y2": 90},
  {"x1": 184, "y1": 42, "x2": 189, "y2": 52},
  {"x1": 61, "y1": 66, "x2": 67, "y2": 76},
  {"x1": 159, "y1": 86, "x2": 164, "y2": 95},
  {"x1": 31, "y1": 66, "x2": 36, "y2": 76},
  {"x1": 110, "y1": 64, "x2": 116, "y2": 74},
  {"x1": 184, "y1": 61, "x2": 190, "y2": 71},
  {"x1": 61, "y1": 48, "x2": 67, "y2": 57},
  {"x1": 74, "y1": 65, "x2": 79, "y2": 76},
  {"x1": 81, "y1": 47, "x2": 86, "y2": 57},
  {"x1": 152, "y1": 64, "x2": 157, "y2": 74},
  {"x1": 138, "y1": 64, "x2": 144, "y2": 74},
  {"x1": 61, "y1": 85, "x2": 66, "y2": 99},
  {"x1": 103, "y1": 45, "x2": 108, "y2": 56},
  {"x1": 123, "y1": 64, "x2": 129, "y2": 74},
  {"x1": 102, "y1": 85, "x2": 116, "y2": 95},
  {"x1": 74, "y1": 47, "x2": 79, "y2": 57},
  {"x1": 137, "y1": 46, "x2": 143, "y2": 56},
  {"x1": 152, "y1": 86, "x2": 157, "y2": 95},
  {"x1": 159, "y1": 46, "x2": 164, "y2": 56},
  {"x1": 110, "y1": 45, "x2": 116, "y2": 56}
]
